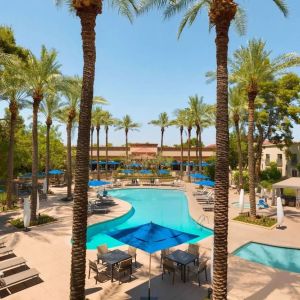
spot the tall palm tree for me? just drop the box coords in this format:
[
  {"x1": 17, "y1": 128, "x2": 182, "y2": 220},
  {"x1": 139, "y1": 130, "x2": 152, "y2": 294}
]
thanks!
[
  {"x1": 189, "y1": 95, "x2": 213, "y2": 172},
  {"x1": 0, "y1": 58, "x2": 27, "y2": 208},
  {"x1": 139, "y1": 1, "x2": 288, "y2": 298},
  {"x1": 172, "y1": 109, "x2": 187, "y2": 178},
  {"x1": 22, "y1": 46, "x2": 61, "y2": 222},
  {"x1": 228, "y1": 87, "x2": 247, "y2": 190},
  {"x1": 102, "y1": 111, "x2": 115, "y2": 179},
  {"x1": 230, "y1": 39, "x2": 300, "y2": 218},
  {"x1": 115, "y1": 115, "x2": 141, "y2": 163},
  {"x1": 40, "y1": 94, "x2": 62, "y2": 193},
  {"x1": 149, "y1": 112, "x2": 170, "y2": 156},
  {"x1": 184, "y1": 108, "x2": 194, "y2": 181}
]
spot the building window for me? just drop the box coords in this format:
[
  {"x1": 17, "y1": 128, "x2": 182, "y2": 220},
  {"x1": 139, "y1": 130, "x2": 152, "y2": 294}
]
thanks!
[
  {"x1": 277, "y1": 154, "x2": 283, "y2": 167},
  {"x1": 291, "y1": 154, "x2": 298, "y2": 165},
  {"x1": 292, "y1": 169, "x2": 298, "y2": 177},
  {"x1": 266, "y1": 154, "x2": 270, "y2": 166}
]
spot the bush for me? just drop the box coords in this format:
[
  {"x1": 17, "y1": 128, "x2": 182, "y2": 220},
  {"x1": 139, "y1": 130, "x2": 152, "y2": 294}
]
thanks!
[
  {"x1": 10, "y1": 214, "x2": 56, "y2": 228},
  {"x1": 232, "y1": 170, "x2": 249, "y2": 191},
  {"x1": 234, "y1": 215, "x2": 276, "y2": 227},
  {"x1": 260, "y1": 162, "x2": 282, "y2": 181}
]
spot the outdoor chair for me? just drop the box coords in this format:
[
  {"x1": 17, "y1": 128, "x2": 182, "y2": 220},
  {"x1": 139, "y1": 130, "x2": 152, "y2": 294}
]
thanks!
[
  {"x1": 0, "y1": 268, "x2": 39, "y2": 294},
  {"x1": 97, "y1": 244, "x2": 110, "y2": 264},
  {"x1": 127, "y1": 246, "x2": 137, "y2": 267},
  {"x1": 0, "y1": 237, "x2": 7, "y2": 248},
  {"x1": 0, "y1": 247, "x2": 13, "y2": 257},
  {"x1": 0, "y1": 257, "x2": 26, "y2": 272},
  {"x1": 113, "y1": 258, "x2": 132, "y2": 284},
  {"x1": 160, "y1": 248, "x2": 172, "y2": 267},
  {"x1": 202, "y1": 204, "x2": 214, "y2": 212},
  {"x1": 187, "y1": 258, "x2": 209, "y2": 286},
  {"x1": 88, "y1": 260, "x2": 107, "y2": 284},
  {"x1": 257, "y1": 199, "x2": 269, "y2": 209},
  {"x1": 161, "y1": 258, "x2": 177, "y2": 285},
  {"x1": 186, "y1": 244, "x2": 200, "y2": 265}
]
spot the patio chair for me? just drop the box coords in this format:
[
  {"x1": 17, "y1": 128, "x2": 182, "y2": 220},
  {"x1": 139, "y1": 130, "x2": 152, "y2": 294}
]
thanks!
[
  {"x1": 257, "y1": 198, "x2": 269, "y2": 209},
  {"x1": 0, "y1": 247, "x2": 13, "y2": 257},
  {"x1": 160, "y1": 248, "x2": 172, "y2": 267},
  {"x1": 97, "y1": 244, "x2": 110, "y2": 264},
  {"x1": 113, "y1": 258, "x2": 132, "y2": 284},
  {"x1": 186, "y1": 243, "x2": 200, "y2": 265},
  {"x1": 0, "y1": 268, "x2": 39, "y2": 294},
  {"x1": 88, "y1": 260, "x2": 107, "y2": 284},
  {"x1": 187, "y1": 258, "x2": 209, "y2": 286},
  {"x1": 0, "y1": 257, "x2": 26, "y2": 272},
  {"x1": 161, "y1": 258, "x2": 177, "y2": 285},
  {"x1": 127, "y1": 246, "x2": 137, "y2": 267}
]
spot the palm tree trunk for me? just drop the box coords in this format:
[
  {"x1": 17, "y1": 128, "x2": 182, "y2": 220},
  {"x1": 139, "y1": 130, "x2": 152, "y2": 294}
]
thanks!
[
  {"x1": 234, "y1": 119, "x2": 243, "y2": 190},
  {"x1": 198, "y1": 126, "x2": 203, "y2": 173},
  {"x1": 248, "y1": 91, "x2": 257, "y2": 218},
  {"x1": 160, "y1": 127, "x2": 164, "y2": 156},
  {"x1": 45, "y1": 121, "x2": 51, "y2": 194},
  {"x1": 180, "y1": 126, "x2": 184, "y2": 179},
  {"x1": 31, "y1": 98, "x2": 41, "y2": 222},
  {"x1": 125, "y1": 129, "x2": 129, "y2": 162},
  {"x1": 70, "y1": 9, "x2": 98, "y2": 300},
  {"x1": 211, "y1": 2, "x2": 236, "y2": 298},
  {"x1": 67, "y1": 123, "x2": 72, "y2": 200},
  {"x1": 90, "y1": 126, "x2": 94, "y2": 169},
  {"x1": 105, "y1": 126, "x2": 108, "y2": 179},
  {"x1": 6, "y1": 101, "x2": 17, "y2": 209},
  {"x1": 195, "y1": 126, "x2": 200, "y2": 171},
  {"x1": 96, "y1": 127, "x2": 100, "y2": 180},
  {"x1": 187, "y1": 127, "x2": 191, "y2": 182}
]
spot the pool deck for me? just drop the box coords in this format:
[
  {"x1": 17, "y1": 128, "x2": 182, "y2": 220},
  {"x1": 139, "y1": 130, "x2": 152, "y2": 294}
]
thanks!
[{"x1": 0, "y1": 183, "x2": 300, "y2": 299}]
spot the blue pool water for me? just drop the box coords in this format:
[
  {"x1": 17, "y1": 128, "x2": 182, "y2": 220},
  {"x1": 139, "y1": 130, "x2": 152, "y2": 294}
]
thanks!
[
  {"x1": 234, "y1": 242, "x2": 300, "y2": 273},
  {"x1": 231, "y1": 201, "x2": 251, "y2": 209},
  {"x1": 86, "y1": 188, "x2": 213, "y2": 249}
]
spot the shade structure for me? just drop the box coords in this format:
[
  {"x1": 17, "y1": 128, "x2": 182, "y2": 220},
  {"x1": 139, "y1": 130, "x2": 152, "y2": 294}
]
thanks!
[
  {"x1": 195, "y1": 180, "x2": 215, "y2": 187},
  {"x1": 49, "y1": 169, "x2": 64, "y2": 175},
  {"x1": 239, "y1": 189, "x2": 245, "y2": 213},
  {"x1": 121, "y1": 169, "x2": 134, "y2": 174},
  {"x1": 129, "y1": 163, "x2": 142, "y2": 168},
  {"x1": 158, "y1": 169, "x2": 169, "y2": 175},
  {"x1": 108, "y1": 222, "x2": 199, "y2": 299},
  {"x1": 190, "y1": 173, "x2": 209, "y2": 180},
  {"x1": 88, "y1": 180, "x2": 111, "y2": 187},
  {"x1": 277, "y1": 197, "x2": 284, "y2": 227},
  {"x1": 139, "y1": 169, "x2": 152, "y2": 175}
]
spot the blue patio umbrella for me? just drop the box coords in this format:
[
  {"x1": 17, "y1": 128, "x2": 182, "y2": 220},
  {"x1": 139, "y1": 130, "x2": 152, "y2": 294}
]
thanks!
[
  {"x1": 158, "y1": 169, "x2": 169, "y2": 175},
  {"x1": 171, "y1": 162, "x2": 180, "y2": 166},
  {"x1": 88, "y1": 180, "x2": 111, "y2": 187},
  {"x1": 201, "y1": 162, "x2": 210, "y2": 167},
  {"x1": 49, "y1": 169, "x2": 64, "y2": 175},
  {"x1": 139, "y1": 169, "x2": 152, "y2": 175},
  {"x1": 108, "y1": 222, "x2": 199, "y2": 299},
  {"x1": 121, "y1": 169, "x2": 134, "y2": 174},
  {"x1": 190, "y1": 173, "x2": 209, "y2": 180},
  {"x1": 108, "y1": 161, "x2": 120, "y2": 165},
  {"x1": 195, "y1": 180, "x2": 215, "y2": 187},
  {"x1": 129, "y1": 163, "x2": 142, "y2": 168}
]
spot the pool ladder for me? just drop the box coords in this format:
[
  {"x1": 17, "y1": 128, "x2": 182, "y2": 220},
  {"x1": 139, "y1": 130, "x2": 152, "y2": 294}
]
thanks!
[{"x1": 197, "y1": 214, "x2": 209, "y2": 228}]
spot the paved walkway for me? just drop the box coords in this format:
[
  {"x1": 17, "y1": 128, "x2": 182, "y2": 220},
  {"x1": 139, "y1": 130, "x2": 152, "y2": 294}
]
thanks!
[{"x1": 0, "y1": 184, "x2": 299, "y2": 299}]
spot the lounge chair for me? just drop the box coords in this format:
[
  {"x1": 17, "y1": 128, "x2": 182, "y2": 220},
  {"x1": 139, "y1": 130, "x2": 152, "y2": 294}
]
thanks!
[
  {"x1": 113, "y1": 258, "x2": 132, "y2": 284},
  {"x1": 196, "y1": 191, "x2": 214, "y2": 200},
  {"x1": 0, "y1": 247, "x2": 13, "y2": 257},
  {"x1": 90, "y1": 204, "x2": 110, "y2": 214},
  {"x1": 0, "y1": 268, "x2": 39, "y2": 294},
  {"x1": 202, "y1": 204, "x2": 214, "y2": 212},
  {"x1": 0, "y1": 237, "x2": 7, "y2": 248},
  {"x1": 257, "y1": 199, "x2": 269, "y2": 209},
  {"x1": 88, "y1": 260, "x2": 107, "y2": 284},
  {"x1": 187, "y1": 257, "x2": 209, "y2": 286},
  {"x1": 193, "y1": 188, "x2": 208, "y2": 196},
  {"x1": 0, "y1": 257, "x2": 26, "y2": 272}
]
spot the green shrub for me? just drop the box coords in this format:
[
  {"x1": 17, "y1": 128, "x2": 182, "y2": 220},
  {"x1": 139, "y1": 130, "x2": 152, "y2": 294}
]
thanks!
[
  {"x1": 260, "y1": 162, "x2": 282, "y2": 181},
  {"x1": 232, "y1": 170, "x2": 249, "y2": 191},
  {"x1": 10, "y1": 214, "x2": 56, "y2": 228},
  {"x1": 234, "y1": 215, "x2": 276, "y2": 227}
]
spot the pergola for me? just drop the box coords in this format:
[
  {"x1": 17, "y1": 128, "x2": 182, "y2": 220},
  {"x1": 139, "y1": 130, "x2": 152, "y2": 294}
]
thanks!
[{"x1": 272, "y1": 177, "x2": 300, "y2": 208}]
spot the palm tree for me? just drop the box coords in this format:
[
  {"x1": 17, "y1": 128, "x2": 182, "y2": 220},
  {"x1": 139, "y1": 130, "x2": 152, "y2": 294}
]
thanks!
[
  {"x1": 40, "y1": 94, "x2": 62, "y2": 193},
  {"x1": 228, "y1": 87, "x2": 247, "y2": 190},
  {"x1": 149, "y1": 112, "x2": 170, "y2": 156},
  {"x1": 0, "y1": 58, "x2": 27, "y2": 208},
  {"x1": 139, "y1": 1, "x2": 288, "y2": 298},
  {"x1": 172, "y1": 109, "x2": 187, "y2": 178},
  {"x1": 189, "y1": 95, "x2": 213, "y2": 172},
  {"x1": 102, "y1": 111, "x2": 115, "y2": 179},
  {"x1": 115, "y1": 115, "x2": 141, "y2": 163},
  {"x1": 22, "y1": 46, "x2": 61, "y2": 222},
  {"x1": 184, "y1": 108, "x2": 194, "y2": 181},
  {"x1": 230, "y1": 39, "x2": 300, "y2": 218}
]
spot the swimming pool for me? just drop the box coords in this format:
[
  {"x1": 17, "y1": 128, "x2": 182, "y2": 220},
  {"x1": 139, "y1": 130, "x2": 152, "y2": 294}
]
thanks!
[
  {"x1": 231, "y1": 201, "x2": 250, "y2": 209},
  {"x1": 233, "y1": 242, "x2": 300, "y2": 273},
  {"x1": 86, "y1": 188, "x2": 213, "y2": 249}
]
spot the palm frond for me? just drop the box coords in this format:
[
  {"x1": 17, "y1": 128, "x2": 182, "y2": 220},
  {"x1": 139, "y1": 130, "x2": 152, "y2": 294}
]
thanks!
[
  {"x1": 233, "y1": 6, "x2": 246, "y2": 36},
  {"x1": 272, "y1": 0, "x2": 289, "y2": 17}
]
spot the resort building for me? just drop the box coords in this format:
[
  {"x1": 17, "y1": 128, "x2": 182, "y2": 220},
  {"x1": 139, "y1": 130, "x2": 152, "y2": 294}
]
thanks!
[
  {"x1": 261, "y1": 141, "x2": 300, "y2": 177},
  {"x1": 89, "y1": 143, "x2": 216, "y2": 162}
]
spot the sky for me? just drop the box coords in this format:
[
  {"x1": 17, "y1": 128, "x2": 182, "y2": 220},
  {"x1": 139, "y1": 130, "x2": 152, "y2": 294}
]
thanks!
[{"x1": 1, "y1": 0, "x2": 300, "y2": 146}]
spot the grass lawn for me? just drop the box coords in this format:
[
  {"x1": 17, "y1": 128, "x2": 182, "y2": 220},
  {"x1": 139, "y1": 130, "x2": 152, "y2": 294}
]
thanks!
[
  {"x1": 10, "y1": 214, "x2": 57, "y2": 229},
  {"x1": 234, "y1": 215, "x2": 277, "y2": 228}
]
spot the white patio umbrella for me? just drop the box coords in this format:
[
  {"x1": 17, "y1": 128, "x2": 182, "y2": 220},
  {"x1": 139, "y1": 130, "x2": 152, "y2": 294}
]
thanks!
[
  {"x1": 36, "y1": 191, "x2": 40, "y2": 213},
  {"x1": 239, "y1": 189, "x2": 245, "y2": 213},
  {"x1": 277, "y1": 197, "x2": 284, "y2": 228},
  {"x1": 23, "y1": 197, "x2": 31, "y2": 231},
  {"x1": 42, "y1": 178, "x2": 47, "y2": 194}
]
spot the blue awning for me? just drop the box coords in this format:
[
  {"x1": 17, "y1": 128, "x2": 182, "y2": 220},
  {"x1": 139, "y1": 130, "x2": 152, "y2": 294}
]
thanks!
[
  {"x1": 49, "y1": 169, "x2": 64, "y2": 175},
  {"x1": 190, "y1": 173, "x2": 209, "y2": 179},
  {"x1": 139, "y1": 169, "x2": 152, "y2": 175},
  {"x1": 194, "y1": 180, "x2": 215, "y2": 187},
  {"x1": 88, "y1": 180, "x2": 111, "y2": 187}
]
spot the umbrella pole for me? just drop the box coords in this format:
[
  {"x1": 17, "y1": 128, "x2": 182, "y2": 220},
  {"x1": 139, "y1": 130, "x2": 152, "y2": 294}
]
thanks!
[{"x1": 148, "y1": 254, "x2": 151, "y2": 300}]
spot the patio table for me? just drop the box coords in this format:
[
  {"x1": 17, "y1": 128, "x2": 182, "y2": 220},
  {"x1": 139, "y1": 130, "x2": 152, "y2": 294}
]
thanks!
[
  {"x1": 101, "y1": 249, "x2": 132, "y2": 282},
  {"x1": 165, "y1": 249, "x2": 197, "y2": 282}
]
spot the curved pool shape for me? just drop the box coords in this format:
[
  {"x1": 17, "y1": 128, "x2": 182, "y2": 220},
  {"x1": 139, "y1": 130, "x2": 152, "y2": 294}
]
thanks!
[
  {"x1": 234, "y1": 242, "x2": 300, "y2": 273},
  {"x1": 232, "y1": 201, "x2": 251, "y2": 209},
  {"x1": 87, "y1": 188, "x2": 213, "y2": 249}
]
